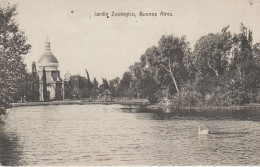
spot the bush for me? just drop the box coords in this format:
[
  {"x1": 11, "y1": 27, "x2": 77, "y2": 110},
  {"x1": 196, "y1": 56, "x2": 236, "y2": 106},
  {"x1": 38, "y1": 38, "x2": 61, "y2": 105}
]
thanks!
[
  {"x1": 0, "y1": 107, "x2": 6, "y2": 116},
  {"x1": 170, "y1": 82, "x2": 203, "y2": 107}
]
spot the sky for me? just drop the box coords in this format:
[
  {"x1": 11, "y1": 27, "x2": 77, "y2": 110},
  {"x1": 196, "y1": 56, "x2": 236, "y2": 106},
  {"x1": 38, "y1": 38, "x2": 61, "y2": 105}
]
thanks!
[{"x1": 1, "y1": 0, "x2": 260, "y2": 82}]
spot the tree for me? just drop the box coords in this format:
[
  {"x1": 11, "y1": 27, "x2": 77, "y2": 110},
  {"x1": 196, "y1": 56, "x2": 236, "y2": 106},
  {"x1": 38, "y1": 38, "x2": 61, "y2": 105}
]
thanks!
[
  {"x1": 139, "y1": 69, "x2": 160, "y2": 104},
  {"x1": 109, "y1": 77, "x2": 120, "y2": 96},
  {"x1": 228, "y1": 24, "x2": 260, "y2": 104},
  {"x1": 92, "y1": 77, "x2": 99, "y2": 97},
  {"x1": 70, "y1": 76, "x2": 80, "y2": 99},
  {"x1": 189, "y1": 27, "x2": 233, "y2": 95},
  {"x1": 0, "y1": 4, "x2": 31, "y2": 56},
  {"x1": 85, "y1": 69, "x2": 93, "y2": 90},
  {"x1": 0, "y1": 4, "x2": 31, "y2": 109},
  {"x1": 120, "y1": 72, "x2": 132, "y2": 89},
  {"x1": 69, "y1": 74, "x2": 95, "y2": 99},
  {"x1": 42, "y1": 67, "x2": 49, "y2": 101},
  {"x1": 100, "y1": 78, "x2": 110, "y2": 90},
  {"x1": 118, "y1": 72, "x2": 134, "y2": 98},
  {"x1": 138, "y1": 35, "x2": 190, "y2": 96},
  {"x1": 93, "y1": 78, "x2": 99, "y2": 88},
  {"x1": 31, "y1": 61, "x2": 39, "y2": 101},
  {"x1": 116, "y1": 24, "x2": 259, "y2": 106},
  {"x1": 192, "y1": 27, "x2": 232, "y2": 78},
  {"x1": 64, "y1": 79, "x2": 72, "y2": 99}
]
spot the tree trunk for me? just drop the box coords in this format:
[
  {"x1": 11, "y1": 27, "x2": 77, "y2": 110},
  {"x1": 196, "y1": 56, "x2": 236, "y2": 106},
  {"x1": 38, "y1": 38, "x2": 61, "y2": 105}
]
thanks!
[{"x1": 168, "y1": 59, "x2": 179, "y2": 93}]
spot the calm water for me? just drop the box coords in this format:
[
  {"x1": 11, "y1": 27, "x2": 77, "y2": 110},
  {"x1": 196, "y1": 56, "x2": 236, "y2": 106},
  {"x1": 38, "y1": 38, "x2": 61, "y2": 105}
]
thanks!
[{"x1": 0, "y1": 104, "x2": 259, "y2": 165}]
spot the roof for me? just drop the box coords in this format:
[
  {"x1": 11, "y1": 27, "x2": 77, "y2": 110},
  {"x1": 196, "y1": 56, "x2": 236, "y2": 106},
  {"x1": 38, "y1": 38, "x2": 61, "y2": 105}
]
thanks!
[
  {"x1": 38, "y1": 37, "x2": 59, "y2": 64},
  {"x1": 38, "y1": 52, "x2": 59, "y2": 64}
]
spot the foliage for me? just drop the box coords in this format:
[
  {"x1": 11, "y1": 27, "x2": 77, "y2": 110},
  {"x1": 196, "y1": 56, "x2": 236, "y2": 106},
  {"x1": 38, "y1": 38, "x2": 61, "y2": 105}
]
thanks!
[
  {"x1": 65, "y1": 70, "x2": 101, "y2": 100},
  {"x1": 192, "y1": 27, "x2": 232, "y2": 78},
  {"x1": 64, "y1": 79, "x2": 72, "y2": 99},
  {"x1": 117, "y1": 24, "x2": 260, "y2": 106},
  {"x1": 109, "y1": 77, "x2": 120, "y2": 97},
  {"x1": 30, "y1": 61, "x2": 39, "y2": 101},
  {"x1": 118, "y1": 72, "x2": 134, "y2": 97},
  {"x1": 155, "y1": 35, "x2": 190, "y2": 93},
  {"x1": 1, "y1": 4, "x2": 258, "y2": 108},
  {"x1": 42, "y1": 67, "x2": 49, "y2": 101},
  {"x1": 225, "y1": 24, "x2": 260, "y2": 104},
  {"x1": 0, "y1": 4, "x2": 31, "y2": 109},
  {"x1": 171, "y1": 81, "x2": 203, "y2": 107},
  {"x1": 100, "y1": 78, "x2": 109, "y2": 90}
]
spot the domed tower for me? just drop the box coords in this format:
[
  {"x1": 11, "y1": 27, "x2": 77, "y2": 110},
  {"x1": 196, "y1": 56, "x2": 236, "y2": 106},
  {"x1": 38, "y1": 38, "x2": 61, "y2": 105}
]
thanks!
[
  {"x1": 38, "y1": 37, "x2": 64, "y2": 101},
  {"x1": 64, "y1": 71, "x2": 72, "y2": 82}
]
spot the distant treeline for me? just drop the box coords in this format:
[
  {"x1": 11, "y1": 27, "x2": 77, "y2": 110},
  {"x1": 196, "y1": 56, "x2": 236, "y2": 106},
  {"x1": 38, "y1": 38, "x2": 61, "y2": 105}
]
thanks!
[{"x1": 63, "y1": 69, "x2": 140, "y2": 100}]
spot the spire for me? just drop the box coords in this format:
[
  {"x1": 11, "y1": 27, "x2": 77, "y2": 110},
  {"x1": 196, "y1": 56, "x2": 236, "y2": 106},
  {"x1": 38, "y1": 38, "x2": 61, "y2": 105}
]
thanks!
[{"x1": 45, "y1": 36, "x2": 51, "y2": 51}]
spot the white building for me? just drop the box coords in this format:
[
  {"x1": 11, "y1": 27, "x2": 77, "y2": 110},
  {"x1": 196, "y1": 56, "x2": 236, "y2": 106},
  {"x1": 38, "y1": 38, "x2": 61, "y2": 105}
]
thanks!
[{"x1": 37, "y1": 37, "x2": 64, "y2": 101}]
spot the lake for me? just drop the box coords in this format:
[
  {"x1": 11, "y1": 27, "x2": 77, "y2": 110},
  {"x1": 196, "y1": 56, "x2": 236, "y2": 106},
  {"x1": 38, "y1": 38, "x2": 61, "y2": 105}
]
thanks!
[{"x1": 0, "y1": 104, "x2": 259, "y2": 165}]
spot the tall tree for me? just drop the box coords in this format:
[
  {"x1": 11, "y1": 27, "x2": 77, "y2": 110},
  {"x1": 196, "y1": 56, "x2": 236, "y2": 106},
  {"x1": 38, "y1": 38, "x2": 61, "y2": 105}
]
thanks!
[
  {"x1": 144, "y1": 35, "x2": 190, "y2": 94},
  {"x1": 92, "y1": 77, "x2": 99, "y2": 97},
  {"x1": 102, "y1": 78, "x2": 110, "y2": 90},
  {"x1": 31, "y1": 61, "x2": 39, "y2": 101},
  {"x1": 42, "y1": 67, "x2": 48, "y2": 101},
  {"x1": 93, "y1": 77, "x2": 99, "y2": 88},
  {"x1": 0, "y1": 4, "x2": 31, "y2": 109},
  {"x1": 109, "y1": 77, "x2": 120, "y2": 96},
  {"x1": 192, "y1": 27, "x2": 232, "y2": 78},
  {"x1": 228, "y1": 24, "x2": 260, "y2": 104},
  {"x1": 190, "y1": 27, "x2": 233, "y2": 95},
  {"x1": 120, "y1": 72, "x2": 132, "y2": 89},
  {"x1": 32, "y1": 62, "x2": 37, "y2": 77},
  {"x1": 85, "y1": 69, "x2": 93, "y2": 90}
]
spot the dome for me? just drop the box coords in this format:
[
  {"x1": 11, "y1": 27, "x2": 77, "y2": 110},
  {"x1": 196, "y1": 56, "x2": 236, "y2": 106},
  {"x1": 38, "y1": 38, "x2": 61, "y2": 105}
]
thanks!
[
  {"x1": 38, "y1": 52, "x2": 58, "y2": 64},
  {"x1": 38, "y1": 37, "x2": 59, "y2": 67}
]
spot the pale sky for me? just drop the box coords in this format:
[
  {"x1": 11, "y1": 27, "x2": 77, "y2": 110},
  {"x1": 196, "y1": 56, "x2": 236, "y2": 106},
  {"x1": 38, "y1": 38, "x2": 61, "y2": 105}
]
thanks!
[{"x1": 1, "y1": 0, "x2": 260, "y2": 82}]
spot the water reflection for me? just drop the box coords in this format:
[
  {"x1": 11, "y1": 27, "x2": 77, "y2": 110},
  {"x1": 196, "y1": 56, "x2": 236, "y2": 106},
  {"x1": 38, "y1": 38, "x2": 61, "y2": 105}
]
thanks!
[
  {"x1": 0, "y1": 121, "x2": 22, "y2": 166},
  {"x1": 123, "y1": 107, "x2": 260, "y2": 121}
]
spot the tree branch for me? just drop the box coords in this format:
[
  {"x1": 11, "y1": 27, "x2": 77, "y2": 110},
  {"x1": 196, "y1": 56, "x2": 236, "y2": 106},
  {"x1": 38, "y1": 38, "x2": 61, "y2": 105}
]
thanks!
[
  {"x1": 207, "y1": 60, "x2": 219, "y2": 77},
  {"x1": 168, "y1": 58, "x2": 179, "y2": 93},
  {"x1": 160, "y1": 64, "x2": 171, "y2": 73}
]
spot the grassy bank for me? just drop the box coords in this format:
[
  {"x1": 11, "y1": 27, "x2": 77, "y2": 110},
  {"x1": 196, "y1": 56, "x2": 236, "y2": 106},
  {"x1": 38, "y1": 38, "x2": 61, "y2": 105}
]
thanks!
[{"x1": 147, "y1": 103, "x2": 260, "y2": 111}]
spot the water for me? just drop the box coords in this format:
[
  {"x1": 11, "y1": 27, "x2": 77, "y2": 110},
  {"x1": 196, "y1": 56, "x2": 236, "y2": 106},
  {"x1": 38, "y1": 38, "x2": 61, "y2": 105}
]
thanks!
[{"x1": 0, "y1": 104, "x2": 259, "y2": 165}]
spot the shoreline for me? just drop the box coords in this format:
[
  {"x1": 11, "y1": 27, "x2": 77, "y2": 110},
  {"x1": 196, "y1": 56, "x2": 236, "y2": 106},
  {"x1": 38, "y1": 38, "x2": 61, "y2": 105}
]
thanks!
[
  {"x1": 9, "y1": 101, "x2": 260, "y2": 111},
  {"x1": 147, "y1": 103, "x2": 260, "y2": 111},
  {"x1": 10, "y1": 100, "x2": 149, "y2": 108}
]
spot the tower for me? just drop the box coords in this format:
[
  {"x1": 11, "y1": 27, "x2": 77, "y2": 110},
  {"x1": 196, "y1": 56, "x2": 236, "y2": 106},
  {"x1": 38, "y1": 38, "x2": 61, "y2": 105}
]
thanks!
[{"x1": 38, "y1": 37, "x2": 64, "y2": 101}]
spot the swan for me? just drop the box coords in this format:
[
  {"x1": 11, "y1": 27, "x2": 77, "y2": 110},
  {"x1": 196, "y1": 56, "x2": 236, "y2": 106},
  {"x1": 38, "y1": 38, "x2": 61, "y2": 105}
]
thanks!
[{"x1": 198, "y1": 125, "x2": 210, "y2": 135}]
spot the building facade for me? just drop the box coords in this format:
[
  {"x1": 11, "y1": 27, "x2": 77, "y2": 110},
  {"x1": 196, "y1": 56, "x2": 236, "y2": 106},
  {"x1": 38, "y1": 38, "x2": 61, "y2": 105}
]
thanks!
[{"x1": 38, "y1": 38, "x2": 64, "y2": 101}]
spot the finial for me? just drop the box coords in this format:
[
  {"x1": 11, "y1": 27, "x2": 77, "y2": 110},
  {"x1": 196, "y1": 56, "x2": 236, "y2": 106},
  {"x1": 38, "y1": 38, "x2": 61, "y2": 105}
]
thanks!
[{"x1": 45, "y1": 36, "x2": 51, "y2": 51}]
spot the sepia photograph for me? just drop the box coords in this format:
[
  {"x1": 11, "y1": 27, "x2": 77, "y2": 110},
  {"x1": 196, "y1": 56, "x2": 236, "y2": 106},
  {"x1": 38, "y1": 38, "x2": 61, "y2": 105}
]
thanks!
[{"x1": 0, "y1": 0, "x2": 260, "y2": 166}]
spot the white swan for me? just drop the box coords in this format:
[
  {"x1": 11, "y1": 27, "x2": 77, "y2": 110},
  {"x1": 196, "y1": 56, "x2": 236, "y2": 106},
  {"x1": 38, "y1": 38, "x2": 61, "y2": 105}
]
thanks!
[{"x1": 198, "y1": 125, "x2": 210, "y2": 135}]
